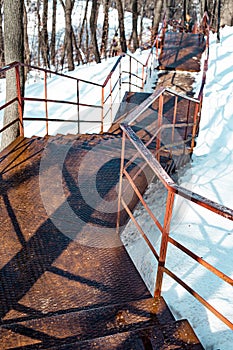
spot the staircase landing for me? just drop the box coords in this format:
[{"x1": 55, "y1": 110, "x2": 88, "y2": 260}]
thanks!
[{"x1": 158, "y1": 32, "x2": 206, "y2": 72}]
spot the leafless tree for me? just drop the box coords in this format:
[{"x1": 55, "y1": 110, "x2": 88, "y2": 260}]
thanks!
[
  {"x1": 23, "y1": 2, "x2": 31, "y2": 80},
  {"x1": 152, "y1": 0, "x2": 163, "y2": 40},
  {"x1": 0, "y1": 0, "x2": 4, "y2": 67},
  {"x1": 1, "y1": 0, "x2": 24, "y2": 150},
  {"x1": 41, "y1": 0, "x2": 50, "y2": 68},
  {"x1": 37, "y1": 0, "x2": 42, "y2": 66},
  {"x1": 50, "y1": 0, "x2": 57, "y2": 67},
  {"x1": 101, "y1": 0, "x2": 110, "y2": 59},
  {"x1": 131, "y1": 0, "x2": 139, "y2": 51},
  {"x1": 60, "y1": 0, "x2": 75, "y2": 71},
  {"x1": 116, "y1": 0, "x2": 127, "y2": 52},
  {"x1": 90, "y1": 0, "x2": 101, "y2": 63}
]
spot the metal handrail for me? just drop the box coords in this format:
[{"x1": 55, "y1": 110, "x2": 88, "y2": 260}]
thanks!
[
  {"x1": 0, "y1": 54, "x2": 147, "y2": 137},
  {"x1": 118, "y1": 123, "x2": 233, "y2": 330},
  {"x1": 0, "y1": 13, "x2": 209, "y2": 139}
]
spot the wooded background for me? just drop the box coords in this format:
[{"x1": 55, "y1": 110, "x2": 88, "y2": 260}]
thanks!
[
  {"x1": 1, "y1": 0, "x2": 232, "y2": 149},
  {"x1": 1, "y1": 0, "x2": 232, "y2": 72}
]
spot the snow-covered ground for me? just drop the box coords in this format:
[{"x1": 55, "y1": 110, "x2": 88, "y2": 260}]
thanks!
[{"x1": 121, "y1": 26, "x2": 233, "y2": 350}]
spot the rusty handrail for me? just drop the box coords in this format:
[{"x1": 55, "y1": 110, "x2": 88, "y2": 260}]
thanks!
[
  {"x1": 124, "y1": 87, "x2": 200, "y2": 126},
  {"x1": 0, "y1": 53, "x2": 150, "y2": 137},
  {"x1": 0, "y1": 19, "x2": 208, "y2": 137},
  {"x1": 118, "y1": 123, "x2": 233, "y2": 330}
]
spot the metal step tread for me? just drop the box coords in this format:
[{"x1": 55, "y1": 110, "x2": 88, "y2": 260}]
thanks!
[
  {"x1": 0, "y1": 297, "x2": 204, "y2": 349},
  {"x1": 58, "y1": 319, "x2": 204, "y2": 350}
]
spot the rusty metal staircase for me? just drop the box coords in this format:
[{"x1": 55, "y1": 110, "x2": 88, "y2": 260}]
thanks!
[
  {"x1": 0, "y1": 133, "x2": 204, "y2": 349},
  {"x1": 0, "y1": 12, "x2": 214, "y2": 348}
]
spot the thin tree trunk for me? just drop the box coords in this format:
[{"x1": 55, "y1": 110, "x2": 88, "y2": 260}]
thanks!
[
  {"x1": 100, "y1": 0, "x2": 110, "y2": 59},
  {"x1": 139, "y1": 0, "x2": 146, "y2": 47},
  {"x1": 41, "y1": 0, "x2": 50, "y2": 68},
  {"x1": 60, "y1": 0, "x2": 75, "y2": 71},
  {"x1": 222, "y1": 0, "x2": 233, "y2": 26},
  {"x1": 217, "y1": 0, "x2": 221, "y2": 41},
  {"x1": 50, "y1": 0, "x2": 57, "y2": 67},
  {"x1": 131, "y1": 0, "x2": 139, "y2": 52},
  {"x1": 168, "y1": 0, "x2": 176, "y2": 19},
  {"x1": 72, "y1": 26, "x2": 83, "y2": 65},
  {"x1": 90, "y1": 0, "x2": 101, "y2": 63},
  {"x1": 1, "y1": 0, "x2": 24, "y2": 150},
  {"x1": 85, "y1": 21, "x2": 89, "y2": 62},
  {"x1": 183, "y1": 0, "x2": 187, "y2": 23},
  {"x1": 37, "y1": 0, "x2": 41, "y2": 66},
  {"x1": 79, "y1": 0, "x2": 89, "y2": 48},
  {"x1": 116, "y1": 0, "x2": 127, "y2": 53},
  {"x1": 65, "y1": 0, "x2": 74, "y2": 70},
  {"x1": 0, "y1": 0, "x2": 4, "y2": 67},
  {"x1": 152, "y1": 0, "x2": 163, "y2": 40},
  {"x1": 23, "y1": 2, "x2": 31, "y2": 81}
]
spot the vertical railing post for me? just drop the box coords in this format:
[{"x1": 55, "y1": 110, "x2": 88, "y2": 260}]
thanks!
[
  {"x1": 172, "y1": 95, "x2": 178, "y2": 128},
  {"x1": 156, "y1": 93, "x2": 164, "y2": 162},
  {"x1": 171, "y1": 95, "x2": 178, "y2": 159},
  {"x1": 183, "y1": 99, "x2": 191, "y2": 154},
  {"x1": 15, "y1": 64, "x2": 24, "y2": 137},
  {"x1": 44, "y1": 71, "x2": 48, "y2": 135},
  {"x1": 190, "y1": 102, "x2": 200, "y2": 152},
  {"x1": 101, "y1": 86, "x2": 104, "y2": 133},
  {"x1": 110, "y1": 76, "x2": 113, "y2": 125},
  {"x1": 116, "y1": 131, "x2": 126, "y2": 234},
  {"x1": 119, "y1": 59, "x2": 122, "y2": 103},
  {"x1": 154, "y1": 189, "x2": 175, "y2": 297},
  {"x1": 141, "y1": 65, "x2": 145, "y2": 91},
  {"x1": 77, "y1": 79, "x2": 80, "y2": 134},
  {"x1": 156, "y1": 36, "x2": 159, "y2": 60},
  {"x1": 129, "y1": 56, "x2": 132, "y2": 92}
]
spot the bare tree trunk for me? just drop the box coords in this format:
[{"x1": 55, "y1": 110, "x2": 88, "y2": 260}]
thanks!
[
  {"x1": 37, "y1": 0, "x2": 41, "y2": 66},
  {"x1": 90, "y1": 0, "x2": 101, "y2": 63},
  {"x1": 23, "y1": 2, "x2": 31, "y2": 81},
  {"x1": 211, "y1": 0, "x2": 218, "y2": 28},
  {"x1": 167, "y1": 0, "x2": 176, "y2": 19},
  {"x1": 0, "y1": 0, "x2": 4, "y2": 67},
  {"x1": 60, "y1": 0, "x2": 75, "y2": 71},
  {"x1": 190, "y1": 0, "x2": 201, "y2": 24},
  {"x1": 216, "y1": 0, "x2": 221, "y2": 41},
  {"x1": 50, "y1": 0, "x2": 57, "y2": 67},
  {"x1": 79, "y1": 0, "x2": 89, "y2": 48},
  {"x1": 41, "y1": 0, "x2": 50, "y2": 68},
  {"x1": 72, "y1": 26, "x2": 84, "y2": 65},
  {"x1": 131, "y1": 0, "x2": 139, "y2": 52},
  {"x1": 116, "y1": 0, "x2": 127, "y2": 53},
  {"x1": 183, "y1": 0, "x2": 187, "y2": 23},
  {"x1": 100, "y1": 0, "x2": 110, "y2": 59},
  {"x1": 85, "y1": 21, "x2": 89, "y2": 62},
  {"x1": 202, "y1": 0, "x2": 208, "y2": 14},
  {"x1": 221, "y1": 0, "x2": 233, "y2": 26},
  {"x1": 152, "y1": 0, "x2": 163, "y2": 40},
  {"x1": 139, "y1": 0, "x2": 146, "y2": 47},
  {"x1": 1, "y1": 0, "x2": 24, "y2": 150}
]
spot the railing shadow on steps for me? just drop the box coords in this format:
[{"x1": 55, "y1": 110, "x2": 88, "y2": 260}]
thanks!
[{"x1": 116, "y1": 87, "x2": 233, "y2": 331}]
